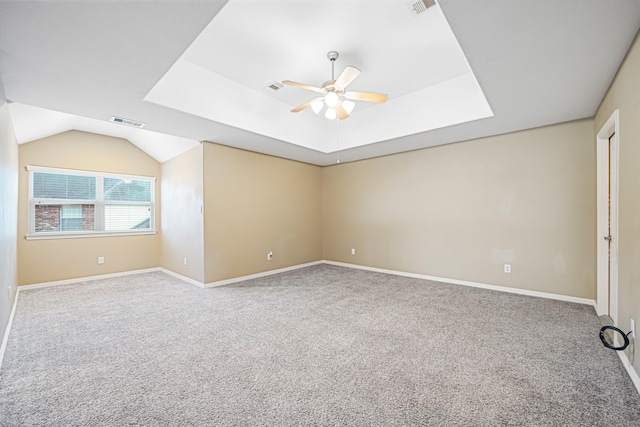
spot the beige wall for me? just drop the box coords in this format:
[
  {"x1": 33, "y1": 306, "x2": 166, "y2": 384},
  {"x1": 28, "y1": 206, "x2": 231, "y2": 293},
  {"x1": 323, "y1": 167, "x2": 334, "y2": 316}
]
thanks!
[
  {"x1": 161, "y1": 144, "x2": 204, "y2": 282},
  {"x1": 0, "y1": 76, "x2": 19, "y2": 344},
  {"x1": 595, "y1": 31, "x2": 640, "y2": 378},
  {"x1": 203, "y1": 142, "x2": 323, "y2": 283},
  {"x1": 18, "y1": 131, "x2": 161, "y2": 285},
  {"x1": 323, "y1": 119, "x2": 596, "y2": 299}
]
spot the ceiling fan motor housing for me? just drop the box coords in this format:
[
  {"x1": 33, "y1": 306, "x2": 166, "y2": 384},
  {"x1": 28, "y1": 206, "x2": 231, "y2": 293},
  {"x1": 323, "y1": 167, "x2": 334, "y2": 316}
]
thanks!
[{"x1": 322, "y1": 80, "x2": 342, "y2": 96}]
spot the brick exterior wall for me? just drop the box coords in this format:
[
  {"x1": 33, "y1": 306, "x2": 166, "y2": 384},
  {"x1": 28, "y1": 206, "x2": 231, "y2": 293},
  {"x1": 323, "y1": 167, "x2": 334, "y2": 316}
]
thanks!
[
  {"x1": 82, "y1": 205, "x2": 95, "y2": 230},
  {"x1": 34, "y1": 205, "x2": 61, "y2": 232}
]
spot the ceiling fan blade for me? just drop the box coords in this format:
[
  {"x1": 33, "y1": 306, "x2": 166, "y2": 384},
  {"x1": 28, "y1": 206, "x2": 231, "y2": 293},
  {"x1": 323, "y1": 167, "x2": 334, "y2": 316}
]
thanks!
[
  {"x1": 334, "y1": 66, "x2": 361, "y2": 89},
  {"x1": 291, "y1": 101, "x2": 312, "y2": 113},
  {"x1": 344, "y1": 91, "x2": 388, "y2": 103},
  {"x1": 337, "y1": 103, "x2": 350, "y2": 120},
  {"x1": 291, "y1": 97, "x2": 324, "y2": 113},
  {"x1": 282, "y1": 80, "x2": 324, "y2": 93}
]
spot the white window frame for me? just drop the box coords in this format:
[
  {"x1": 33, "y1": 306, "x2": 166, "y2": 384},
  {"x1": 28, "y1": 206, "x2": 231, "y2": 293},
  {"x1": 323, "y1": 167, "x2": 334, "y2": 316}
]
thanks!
[{"x1": 26, "y1": 165, "x2": 157, "y2": 240}]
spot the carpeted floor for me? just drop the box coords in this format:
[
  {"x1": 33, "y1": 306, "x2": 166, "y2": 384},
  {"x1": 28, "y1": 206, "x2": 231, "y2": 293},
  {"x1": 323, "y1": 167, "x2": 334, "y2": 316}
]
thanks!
[{"x1": 0, "y1": 264, "x2": 639, "y2": 426}]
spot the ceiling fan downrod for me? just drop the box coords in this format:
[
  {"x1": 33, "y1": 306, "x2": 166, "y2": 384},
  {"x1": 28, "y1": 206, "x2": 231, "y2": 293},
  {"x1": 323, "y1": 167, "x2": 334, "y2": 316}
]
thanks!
[{"x1": 327, "y1": 51, "x2": 339, "y2": 81}]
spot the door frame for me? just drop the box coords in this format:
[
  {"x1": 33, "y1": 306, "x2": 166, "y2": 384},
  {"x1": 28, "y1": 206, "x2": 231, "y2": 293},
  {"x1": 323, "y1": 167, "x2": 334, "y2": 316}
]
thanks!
[{"x1": 596, "y1": 109, "x2": 619, "y2": 325}]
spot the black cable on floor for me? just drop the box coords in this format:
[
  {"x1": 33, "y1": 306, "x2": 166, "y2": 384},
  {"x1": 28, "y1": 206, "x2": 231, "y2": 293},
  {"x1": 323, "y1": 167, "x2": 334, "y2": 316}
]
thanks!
[{"x1": 599, "y1": 325, "x2": 633, "y2": 351}]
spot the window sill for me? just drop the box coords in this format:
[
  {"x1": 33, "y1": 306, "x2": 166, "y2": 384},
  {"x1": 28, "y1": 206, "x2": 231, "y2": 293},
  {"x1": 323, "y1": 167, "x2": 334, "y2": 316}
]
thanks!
[{"x1": 25, "y1": 230, "x2": 157, "y2": 241}]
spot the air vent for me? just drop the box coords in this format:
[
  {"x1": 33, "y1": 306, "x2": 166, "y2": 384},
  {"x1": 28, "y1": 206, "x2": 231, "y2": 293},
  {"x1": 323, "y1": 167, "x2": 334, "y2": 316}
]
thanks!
[
  {"x1": 407, "y1": 0, "x2": 435, "y2": 16},
  {"x1": 110, "y1": 116, "x2": 146, "y2": 128},
  {"x1": 263, "y1": 81, "x2": 284, "y2": 93}
]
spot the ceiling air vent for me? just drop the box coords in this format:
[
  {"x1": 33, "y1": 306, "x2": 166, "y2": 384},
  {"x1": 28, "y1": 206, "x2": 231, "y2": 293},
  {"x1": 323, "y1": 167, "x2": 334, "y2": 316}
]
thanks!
[
  {"x1": 263, "y1": 81, "x2": 284, "y2": 93},
  {"x1": 110, "y1": 116, "x2": 146, "y2": 128},
  {"x1": 407, "y1": 0, "x2": 436, "y2": 16}
]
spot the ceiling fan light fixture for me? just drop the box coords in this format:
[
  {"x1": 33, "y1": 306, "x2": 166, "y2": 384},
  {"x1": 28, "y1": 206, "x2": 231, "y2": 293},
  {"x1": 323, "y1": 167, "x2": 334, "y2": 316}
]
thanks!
[
  {"x1": 325, "y1": 107, "x2": 337, "y2": 120},
  {"x1": 342, "y1": 100, "x2": 355, "y2": 114},
  {"x1": 311, "y1": 100, "x2": 323, "y2": 114},
  {"x1": 324, "y1": 91, "x2": 339, "y2": 108}
]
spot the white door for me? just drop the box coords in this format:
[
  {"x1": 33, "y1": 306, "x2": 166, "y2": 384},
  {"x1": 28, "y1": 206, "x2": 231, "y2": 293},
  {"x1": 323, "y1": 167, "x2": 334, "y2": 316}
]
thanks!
[{"x1": 597, "y1": 111, "x2": 619, "y2": 326}]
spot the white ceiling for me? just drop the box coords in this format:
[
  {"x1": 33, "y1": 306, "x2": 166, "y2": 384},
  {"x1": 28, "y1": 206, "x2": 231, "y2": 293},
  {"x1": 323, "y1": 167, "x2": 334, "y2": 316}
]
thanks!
[
  {"x1": 145, "y1": 0, "x2": 493, "y2": 153},
  {"x1": 1, "y1": 0, "x2": 639, "y2": 166}
]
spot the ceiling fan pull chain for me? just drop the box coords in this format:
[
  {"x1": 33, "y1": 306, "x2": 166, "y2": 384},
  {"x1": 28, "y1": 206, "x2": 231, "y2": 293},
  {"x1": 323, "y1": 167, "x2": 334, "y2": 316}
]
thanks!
[{"x1": 336, "y1": 116, "x2": 340, "y2": 163}]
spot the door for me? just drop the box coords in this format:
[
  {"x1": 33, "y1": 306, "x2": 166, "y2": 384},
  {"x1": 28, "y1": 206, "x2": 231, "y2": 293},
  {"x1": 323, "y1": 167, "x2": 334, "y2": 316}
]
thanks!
[
  {"x1": 605, "y1": 133, "x2": 615, "y2": 318},
  {"x1": 597, "y1": 110, "x2": 619, "y2": 327}
]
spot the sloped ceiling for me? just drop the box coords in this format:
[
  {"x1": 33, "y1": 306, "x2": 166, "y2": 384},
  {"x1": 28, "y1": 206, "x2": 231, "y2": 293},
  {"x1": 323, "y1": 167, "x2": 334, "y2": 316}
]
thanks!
[{"x1": 1, "y1": 0, "x2": 639, "y2": 166}]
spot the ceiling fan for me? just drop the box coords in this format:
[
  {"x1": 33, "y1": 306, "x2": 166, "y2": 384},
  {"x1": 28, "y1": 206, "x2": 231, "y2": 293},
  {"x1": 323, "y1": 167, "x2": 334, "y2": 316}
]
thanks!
[{"x1": 282, "y1": 51, "x2": 388, "y2": 120}]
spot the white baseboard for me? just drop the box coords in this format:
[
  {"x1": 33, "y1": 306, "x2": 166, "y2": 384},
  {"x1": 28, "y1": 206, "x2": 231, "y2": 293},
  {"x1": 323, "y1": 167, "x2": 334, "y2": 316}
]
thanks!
[
  {"x1": 204, "y1": 261, "x2": 324, "y2": 288},
  {"x1": 19, "y1": 268, "x2": 162, "y2": 290},
  {"x1": 157, "y1": 268, "x2": 205, "y2": 288},
  {"x1": 16, "y1": 261, "x2": 326, "y2": 291},
  {"x1": 14, "y1": 260, "x2": 598, "y2": 306},
  {"x1": 618, "y1": 348, "x2": 640, "y2": 396},
  {"x1": 323, "y1": 260, "x2": 596, "y2": 307},
  {"x1": 0, "y1": 286, "x2": 20, "y2": 371}
]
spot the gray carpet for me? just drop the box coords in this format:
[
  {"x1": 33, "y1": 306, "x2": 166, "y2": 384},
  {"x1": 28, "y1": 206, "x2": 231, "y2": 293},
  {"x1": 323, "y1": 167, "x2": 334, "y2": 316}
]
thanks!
[{"x1": 1, "y1": 264, "x2": 639, "y2": 426}]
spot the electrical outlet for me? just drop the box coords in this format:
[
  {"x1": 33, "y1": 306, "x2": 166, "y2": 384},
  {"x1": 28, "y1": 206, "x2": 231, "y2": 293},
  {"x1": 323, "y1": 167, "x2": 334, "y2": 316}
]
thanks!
[
  {"x1": 184, "y1": 257, "x2": 188, "y2": 266},
  {"x1": 504, "y1": 264, "x2": 511, "y2": 273},
  {"x1": 351, "y1": 248, "x2": 356, "y2": 255},
  {"x1": 267, "y1": 251, "x2": 273, "y2": 261},
  {"x1": 98, "y1": 257, "x2": 105, "y2": 264},
  {"x1": 8, "y1": 287, "x2": 11, "y2": 298},
  {"x1": 631, "y1": 318, "x2": 636, "y2": 340}
]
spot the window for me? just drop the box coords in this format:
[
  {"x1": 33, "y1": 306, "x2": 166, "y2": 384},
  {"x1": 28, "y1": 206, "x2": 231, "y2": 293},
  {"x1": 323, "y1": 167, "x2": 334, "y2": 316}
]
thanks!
[
  {"x1": 27, "y1": 166, "x2": 156, "y2": 239},
  {"x1": 61, "y1": 204, "x2": 84, "y2": 231}
]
